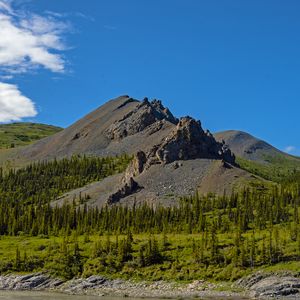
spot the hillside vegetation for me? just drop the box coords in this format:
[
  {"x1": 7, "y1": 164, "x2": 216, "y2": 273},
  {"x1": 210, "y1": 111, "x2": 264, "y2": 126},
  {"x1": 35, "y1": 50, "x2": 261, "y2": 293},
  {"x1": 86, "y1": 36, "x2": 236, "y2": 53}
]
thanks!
[
  {"x1": 0, "y1": 99, "x2": 299, "y2": 283},
  {"x1": 0, "y1": 155, "x2": 300, "y2": 282},
  {"x1": 237, "y1": 154, "x2": 300, "y2": 182},
  {"x1": 0, "y1": 123, "x2": 62, "y2": 149}
]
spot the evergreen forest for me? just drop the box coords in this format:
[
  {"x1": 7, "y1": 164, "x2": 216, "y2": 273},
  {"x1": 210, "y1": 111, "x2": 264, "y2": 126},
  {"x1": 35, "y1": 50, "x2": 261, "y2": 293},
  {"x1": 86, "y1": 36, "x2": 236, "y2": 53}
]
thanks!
[{"x1": 0, "y1": 155, "x2": 300, "y2": 282}]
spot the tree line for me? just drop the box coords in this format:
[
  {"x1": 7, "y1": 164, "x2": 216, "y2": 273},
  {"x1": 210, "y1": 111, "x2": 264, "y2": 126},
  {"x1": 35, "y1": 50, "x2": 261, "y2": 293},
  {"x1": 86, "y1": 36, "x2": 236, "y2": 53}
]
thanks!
[{"x1": 0, "y1": 156, "x2": 300, "y2": 279}]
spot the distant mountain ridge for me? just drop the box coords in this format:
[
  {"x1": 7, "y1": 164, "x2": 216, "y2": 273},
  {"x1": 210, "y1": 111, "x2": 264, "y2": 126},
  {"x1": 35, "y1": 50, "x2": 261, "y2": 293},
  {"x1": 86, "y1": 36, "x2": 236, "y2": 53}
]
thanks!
[
  {"x1": 214, "y1": 130, "x2": 288, "y2": 162},
  {"x1": 214, "y1": 130, "x2": 300, "y2": 181}
]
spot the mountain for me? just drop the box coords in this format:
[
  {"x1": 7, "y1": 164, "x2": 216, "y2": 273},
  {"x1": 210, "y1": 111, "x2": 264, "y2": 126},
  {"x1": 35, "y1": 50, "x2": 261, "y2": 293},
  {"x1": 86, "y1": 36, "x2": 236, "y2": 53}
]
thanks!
[
  {"x1": 17, "y1": 96, "x2": 237, "y2": 162},
  {"x1": 0, "y1": 122, "x2": 62, "y2": 149},
  {"x1": 18, "y1": 95, "x2": 259, "y2": 207},
  {"x1": 0, "y1": 95, "x2": 263, "y2": 206},
  {"x1": 214, "y1": 130, "x2": 288, "y2": 162},
  {"x1": 214, "y1": 130, "x2": 300, "y2": 181}
]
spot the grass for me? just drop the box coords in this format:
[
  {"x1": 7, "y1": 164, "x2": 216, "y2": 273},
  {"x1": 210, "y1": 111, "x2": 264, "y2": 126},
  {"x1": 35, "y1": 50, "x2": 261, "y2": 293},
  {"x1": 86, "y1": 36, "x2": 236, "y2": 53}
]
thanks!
[
  {"x1": 0, "y1": 122, "x2": 62, "y2": 149},
  {"x1": 1, "y1": 229, "x2": 300, "y2": 282},
  {"x1": 237, "y1": 154, "x2": 300, "y2": 182}
]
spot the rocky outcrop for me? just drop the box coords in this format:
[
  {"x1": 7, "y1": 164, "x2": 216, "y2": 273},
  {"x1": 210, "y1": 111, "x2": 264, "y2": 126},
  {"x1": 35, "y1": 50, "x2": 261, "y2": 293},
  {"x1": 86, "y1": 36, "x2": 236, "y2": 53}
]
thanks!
[
  {"x1": 107, "y1": 177, "x2": 141, "y2": 205},
  {"x1": 0, "y1": 273, "x2": 63, "y2": 290},
  {"x1": 106, "y1": 152, "x2": 146, "y2": 204},
  {"x1": 105, "y1": 98, "x2": 178, "y2": 140},
  {"x1": 123, "y1": 151, "x2": 147, "y2": 181},
  {"x1": 237, "y1": 272, "x2": 300, "y2": 297},
  {"x1": 60, "y1": 275, "x2": 108, "y2": 294},
  {"x1": 105, "y1": 116, "x2": 236, "y2": 205},
  {"x1": 128, "y1": 116, "x2": 236, "y2": 170},
  {"x1": 150, "y1": 117, "x2": 235, "y2": 164}
]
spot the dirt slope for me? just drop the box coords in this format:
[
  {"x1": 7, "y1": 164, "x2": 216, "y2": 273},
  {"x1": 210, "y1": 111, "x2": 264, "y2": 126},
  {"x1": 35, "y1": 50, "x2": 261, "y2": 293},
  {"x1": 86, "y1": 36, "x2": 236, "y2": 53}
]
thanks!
[{"x1": 55, "y1": 158, "x2": 259, "y2": 207}]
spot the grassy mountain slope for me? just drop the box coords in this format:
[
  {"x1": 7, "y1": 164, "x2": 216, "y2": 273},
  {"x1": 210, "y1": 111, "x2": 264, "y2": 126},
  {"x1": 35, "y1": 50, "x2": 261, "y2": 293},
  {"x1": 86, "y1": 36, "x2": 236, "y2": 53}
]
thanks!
[
  {"x1": 0, "y1": 122, "x2": 62, "y2": 149},
  {"x1": 215, "y1": 130, "x2": 300, "y2": 181}
]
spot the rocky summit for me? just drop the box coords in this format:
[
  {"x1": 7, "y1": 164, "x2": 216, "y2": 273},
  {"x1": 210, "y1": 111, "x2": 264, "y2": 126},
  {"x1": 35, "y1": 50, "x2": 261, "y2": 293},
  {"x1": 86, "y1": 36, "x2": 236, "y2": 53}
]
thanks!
[{"x1": 18, "y1": 96, "x2": 235, "y2": 164}]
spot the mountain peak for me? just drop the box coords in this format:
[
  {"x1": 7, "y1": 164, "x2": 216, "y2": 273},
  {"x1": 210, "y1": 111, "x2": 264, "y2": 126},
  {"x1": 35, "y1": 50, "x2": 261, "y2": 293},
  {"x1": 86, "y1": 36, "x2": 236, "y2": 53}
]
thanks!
[
  {"x1": 19, "y1": 96, "x2": 235, "y2": 167},
  {"x1": 105, "y1": 97, "x2": 178, "y2": 141}
]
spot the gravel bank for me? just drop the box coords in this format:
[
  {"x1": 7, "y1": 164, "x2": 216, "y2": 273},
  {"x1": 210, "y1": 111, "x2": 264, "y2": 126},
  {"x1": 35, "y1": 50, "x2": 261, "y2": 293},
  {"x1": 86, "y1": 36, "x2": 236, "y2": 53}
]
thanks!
[
  {"x1": 0, "y1": 273, "x2": 242, "y2": 298},
  {"x1": 1, "y1": 272, "x2": 300, "y2": 298}
]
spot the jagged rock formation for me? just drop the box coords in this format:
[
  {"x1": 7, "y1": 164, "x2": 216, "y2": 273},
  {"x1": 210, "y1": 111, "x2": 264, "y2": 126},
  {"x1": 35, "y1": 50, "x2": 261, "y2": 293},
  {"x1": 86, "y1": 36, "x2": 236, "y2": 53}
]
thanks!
[
  {"x1": 106, "y1": 152, "x2": 147, "y2": 204},
  {"x1": 124, "y1": 116, "x2": 235, "y2": 173},
  {"x1": 123, "y1": 116, "x2": 235, "y2": 175},
  {"x1": 105, "y1": 98, "x2": 178, "y2": 140},
  {"x1": 147, "y1": 117, "x2": 235, "y2": 165},
  {"x1": 124, "y1": 151, "x2": 147, "y2": 180},
  {"x1": 105, "y1": 116, "x2": 236, "y2": 204}
]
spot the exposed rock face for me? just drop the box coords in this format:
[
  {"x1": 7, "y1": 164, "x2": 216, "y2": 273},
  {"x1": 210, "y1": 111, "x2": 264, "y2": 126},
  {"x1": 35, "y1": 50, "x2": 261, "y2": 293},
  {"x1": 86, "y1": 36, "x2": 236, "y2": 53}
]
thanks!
[
  {"x1": 105, "y1": 98, "x2": 178, "y2": 140},
  {"x1": 0, "y1": 273, "x2": 63, "y2": 290},
  {"x1": 106, "y1": 152, "x2": 146, "y2": 204},
  {"x1": 107, "y1": 177, "x2": 141, "y2": 205},
  {"x1": 237, "y1": 272, "x2": 300, "y2": 297},
  {"x1": 105, "y1": 116, "x2": 236, "y2": 204},
  {"x1": 123, "y1": 151, "x2": 147, "y2": 182},
  {"x1": 123, "y1": 116, "x2": 236, "y2": 173},
  {"x1": 143, "y1": 116, "x2": 235, "y2": 166}
]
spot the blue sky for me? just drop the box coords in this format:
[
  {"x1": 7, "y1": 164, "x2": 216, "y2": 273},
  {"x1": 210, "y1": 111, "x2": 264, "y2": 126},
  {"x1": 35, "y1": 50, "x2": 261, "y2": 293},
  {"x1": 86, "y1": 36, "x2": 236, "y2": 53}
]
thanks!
[{"x1": 0, "y1": 0, "x2": 299, "y2": 155}]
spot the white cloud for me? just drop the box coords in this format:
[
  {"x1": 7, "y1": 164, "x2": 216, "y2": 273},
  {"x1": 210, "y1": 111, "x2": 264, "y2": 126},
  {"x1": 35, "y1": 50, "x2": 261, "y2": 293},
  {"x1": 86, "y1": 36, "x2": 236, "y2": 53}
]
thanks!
[
  {"x1": 0, "y1": 0, "x2": 68, "y2": 73},
  {"x1": 0, "y1": 0, "x2": 70, "y2": 123},
  {"x1": 284, "y1": 146, "x2": 296, "y2": 153},
  {"x1": 0, "y1": 82, "x2": 37, "y2": 122}
]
